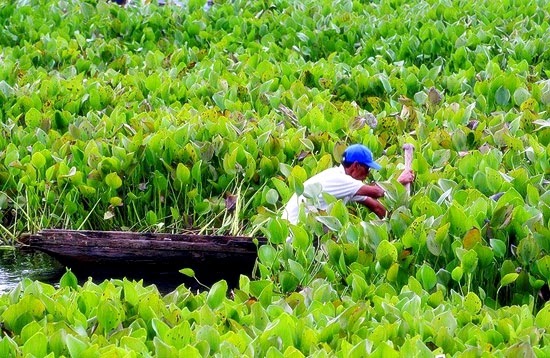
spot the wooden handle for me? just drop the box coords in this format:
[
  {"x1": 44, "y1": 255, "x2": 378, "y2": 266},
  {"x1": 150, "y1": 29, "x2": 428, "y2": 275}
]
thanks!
[
  {"x1": 402, "y1": 143, "x2": 414, "y2": 193},
  {"x1": 403, "y1": 143, "x2": 414, "y2": 170}
]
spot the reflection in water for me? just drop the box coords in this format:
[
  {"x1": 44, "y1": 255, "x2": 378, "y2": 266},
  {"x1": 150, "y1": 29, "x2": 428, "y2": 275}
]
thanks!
[
  {"x1": 0, "y1": 247, "x2": 65, "y2": 293},
  {"x1": 0, "y1": 248, "x2": 240, "y2": 295}
]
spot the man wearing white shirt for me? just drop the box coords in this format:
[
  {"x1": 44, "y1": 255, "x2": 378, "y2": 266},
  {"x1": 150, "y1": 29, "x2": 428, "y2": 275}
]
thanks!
[{"x1": 282, "y1": 144, "x2": 414, "y2": 224}]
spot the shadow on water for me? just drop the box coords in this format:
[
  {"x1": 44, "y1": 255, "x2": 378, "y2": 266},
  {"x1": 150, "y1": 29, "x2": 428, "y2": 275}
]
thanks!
[{"x1": 0, "y1": 247, "x2": 255, "y2": 295}]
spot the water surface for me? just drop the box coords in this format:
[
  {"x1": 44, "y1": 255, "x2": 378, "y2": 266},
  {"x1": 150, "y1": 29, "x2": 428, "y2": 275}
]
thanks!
[
  {"x1": 0, "y1": 247, "x2": 246, "y2": 294},
  {"x1": 0, "y1": 247, "x2": 65, "y2": 293}
]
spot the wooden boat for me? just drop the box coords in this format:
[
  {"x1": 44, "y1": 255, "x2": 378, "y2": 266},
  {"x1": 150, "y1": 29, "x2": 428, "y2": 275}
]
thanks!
[{"x1": 18, "y1": 229, "x2": 266, "y2": 281}]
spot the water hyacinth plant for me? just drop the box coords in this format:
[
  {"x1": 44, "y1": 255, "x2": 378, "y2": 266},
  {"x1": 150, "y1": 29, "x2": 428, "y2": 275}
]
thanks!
[{"x1": 1, "y1": 0, "x2": 550, "y2": 355}]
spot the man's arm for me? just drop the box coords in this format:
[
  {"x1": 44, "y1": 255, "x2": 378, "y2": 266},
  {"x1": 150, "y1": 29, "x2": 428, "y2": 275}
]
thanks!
[
  {"x1": 355, "y1": 183, "x2": 385, "y2": 198},
  {"x1": 358, "y1": 197, "x2": 387, "y2": 218}
]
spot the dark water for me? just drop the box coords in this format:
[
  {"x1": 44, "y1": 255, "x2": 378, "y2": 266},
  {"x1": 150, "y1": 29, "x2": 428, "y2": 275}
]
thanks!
[
  {"x1": 0, "y1": 247, "x2": 65, "y2": 293},
  {"x1": 0, "y1": 248, "x2": 250, "y2": 294}
]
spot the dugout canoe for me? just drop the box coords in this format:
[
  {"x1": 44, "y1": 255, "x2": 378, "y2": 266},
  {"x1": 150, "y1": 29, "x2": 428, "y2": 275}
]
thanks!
[{"x1": 18, "y1": 229, "x2": 266, "y2": 276}]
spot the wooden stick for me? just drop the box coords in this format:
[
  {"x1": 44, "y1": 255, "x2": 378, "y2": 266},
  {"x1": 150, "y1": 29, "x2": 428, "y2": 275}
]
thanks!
[{"x1": 403, "y1": 143, "x2": 414, "y2": 193}]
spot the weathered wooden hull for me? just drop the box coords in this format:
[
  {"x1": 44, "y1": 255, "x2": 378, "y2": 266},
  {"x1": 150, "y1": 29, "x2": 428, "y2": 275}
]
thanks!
[{"x1": 19, "y1": 229, "x2": 265, "y2": 279}]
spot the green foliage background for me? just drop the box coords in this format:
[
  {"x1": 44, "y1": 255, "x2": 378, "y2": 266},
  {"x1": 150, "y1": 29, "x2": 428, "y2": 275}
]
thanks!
[{"x1": 0, "y1": 0, "x2": 550, "y2": 356}]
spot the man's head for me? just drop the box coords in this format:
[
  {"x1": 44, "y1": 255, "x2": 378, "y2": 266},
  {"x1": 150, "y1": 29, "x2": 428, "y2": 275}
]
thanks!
[{"x1": 342, "y1": 144, "x2": 381, "y2": 181}]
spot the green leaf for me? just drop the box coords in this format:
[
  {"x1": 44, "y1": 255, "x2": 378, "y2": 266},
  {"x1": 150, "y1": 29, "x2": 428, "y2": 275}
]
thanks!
[
  {"x1": 31, "y1": 152, "x2": 47, "y2": 169},
  {"x1": 536, "y1": 256, "x2": 550, "y2": 281},
  {"x1": 66, "y1": 334, "x2": 89, "y2": 357},
  {"x1": 535, "y1": 304, "x2": 550, "y2": 329},
  {"x1": 105, "y1": 172, "x2": 122, "y2": 190},
  {"x1": 500, "y1": 273, "x2": 519, "y2": 287},
  {"x1": 490, "y1": 239, "x2": 507, "y2": 258},
  {"x1": 0, "y1": 337, "x2": 18, "y2": 357},
  {"x1": 97, "y1": 301, "x2": 121, "y2": 334},
  {"x1": 447, "y1": 204, "x2": 471, "y2": 237},
  {"x1": 416, "y1": 264, "x2": 437, "y2": 291},
  {"x1": 451, "y1": 266, "x2": 463, "y2": 282},
  {"x1": 25, "y1": 108, "x2": 42, "y2": 129},
  {"x1": 153, "y1": 337, "x2": 178, "y2": 357},
  {"x1": 517, "y1": 236, "x2": 539, "y2": 266},
  {"x1": 60, "y1": 269, "x2": 78, "y2": 289},
  {"x1": 464, "y1": 292, "x2": 482, "y2": 314},
  {"x1": 120, "y1": 336, "x2": 149, "y2": 354},
  {"x1": 176, "y1": 163, "x2": 191, "y2": 187},
  {"x1": 461, "y1": 250, "x2": 478, "y2": 274},
  {"x1": 265, "y1": 188, "x2": 279, "y2": 206},
  {"x1": 262, "y1": 218, "x2": 288, "y2": 245},
  {"x1": 495, "y1": 86, "x2": 511, "y2": 106},
  {"x1": 513, "y1": 87, "x2": 531, "y2": 106},
  {"x1": 315, "y1": 216, "x2": 342, "y2": 232},
  {"x1": 289, "y1": 225, "x2": 309, "y2": 250},
  {"x1": 206, "y1": 280, "x2": 228, "y2": 310},
  {"x1": 258, "y1": 245, "x2": 278, "y2": 268},
  {"x1": 376, "y1": 240, "x2": 398, "y2": 269},
  {"x1": 196, "y1": 325, "x2": 220, "y2": 354},
  {"x1": 279, "y1": 271, "x2": 299, "y2": 293},
  {"x1": 122, "y1": 279, "x2": 139, "y2": 307},
  {"x1": 21, "y1": 331, "x2": 47, "y2": 358},
  {"x1": 145, "y1": 74, "x2": 161, "y2": 92},
  {"x1": 152, "y1": 318, "x2": 171, "y2": 341}
]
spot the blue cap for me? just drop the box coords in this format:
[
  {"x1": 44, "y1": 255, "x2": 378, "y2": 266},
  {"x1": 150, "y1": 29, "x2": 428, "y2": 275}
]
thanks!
[{"x1": 342, "y1": 144, "x2": 381, "y2": 170}]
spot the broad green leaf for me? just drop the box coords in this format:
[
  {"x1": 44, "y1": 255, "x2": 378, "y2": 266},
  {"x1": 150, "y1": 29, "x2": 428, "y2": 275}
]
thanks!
[
  {"x1": 152, "y1": 318, "x2": 171, "y2": 341},
  {"x1": 120, "y1": 336, "x2": 149, "y2": 354},
  {"x1": 0, "y1": 336, "x2": 18, "y2": 357},
  {"x1": 490, "y1": 239, "x2": 507, "y2": 258},
  {"x1": 21, "y1": 331, "x2": 47, "y2": 358},
  {"x1": 258, "y1": 245, "x2": 278, "y2": 268},
  {"x1": 122, "y1": 279, "x2": 139, "y2": 307},
  {"x1": 495, "y1": 86, "x2": 511, "y2": 106},
  {"x1": 534, "y1": 304, "x2": 550, "y2": 329},
  {"x1": 66, "y1": 334, "x2": 89, "y2": 357},
  {"x1": 517, "y1": 236, "x2": 539, "y2": 266},
  {"x1": 428, "y1": 290, "x2": 444, "y2": 308},
  {"x1": 290, "y1": 225, "x2": 309, "y2": 250},
  {"x1": 105, "y1": 172, "x2": 122, "y2": 190},
  {"x1": 170, "y1": 321, "x2": 192, "y2": 348},
  {"x1": 513, "y1": 87, "x2": 531, "y2": 106},
  {"x1": 536, "y1": 256, "x2": 550, "y2": 281},
  {"x1": 179, "y1": 268, "x2": 195, "y2": 277},
  {"x1": 279, "y1": 271, "x2": 299, "y2": 293},
  {"x1": 464, "y1": 292, "x2": 482, "y2": 314},
  {"x1": 500, "y1": 273, "x2": 519, "y2": 287},
  {"x1": 176, "y1": 163, "x2": 191, "y2": 187},
  {"x1": 206, "y1": 280, "x2": 228, "y2": 310},
  {"x1": 265, "y1": 188, "x2": 279, "y2": 206},
  {"x1": 262, "y1": 218, "x2": 288, "y2": 245},
  {"x1": 60, "y1": 269, "x2": 78, "y2": 289},
  {"x1": 417, "y1": 264, "x2": 437, "y2": 291},
  {"x1": 153, "y1": 337, "x2": 178, "y2": 357},
  {"x1": 196, "y1": 325, "x2": 220, "y2": 354},
  {"x1": 315, "y1": 216, "x2": 342, "y2": 232},
  {"x1": 97, "y1": 301, "x2": 121, "y2": 334},
  {"x1": 376, "y1": 240, "x2": 397, "y2": 270},
  {"x1": 25, "y1": 108, "x2": 42, "y2": 128},
  {"x1": 447, "y1": 204, "x2": 471, "y2": 237},
  {"x1": 31, "y1": 152, "x2": 46, "y2": 169},
  {"x1": 461, "y1": 250, "x2": 478, "y2": 274}
]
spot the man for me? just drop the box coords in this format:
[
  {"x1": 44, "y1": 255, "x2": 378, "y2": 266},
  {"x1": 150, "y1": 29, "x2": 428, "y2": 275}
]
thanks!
[{"x1": 282, "y1": 144, "x2": 414, "y2": 224}]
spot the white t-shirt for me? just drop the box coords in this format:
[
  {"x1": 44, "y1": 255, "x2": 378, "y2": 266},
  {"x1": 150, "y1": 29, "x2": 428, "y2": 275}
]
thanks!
[{"x1": 281, "y1": 165, "x2": 366, "y2": 224}]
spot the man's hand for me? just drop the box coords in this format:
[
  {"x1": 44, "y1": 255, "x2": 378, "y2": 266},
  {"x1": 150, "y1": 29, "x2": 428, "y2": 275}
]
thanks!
[
  {"x1": 362, "y1": 197, "x2": 387, "y2": 218},
  {"x1": 397, "y1": 169, "x2": 415, "y2": 185}
]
